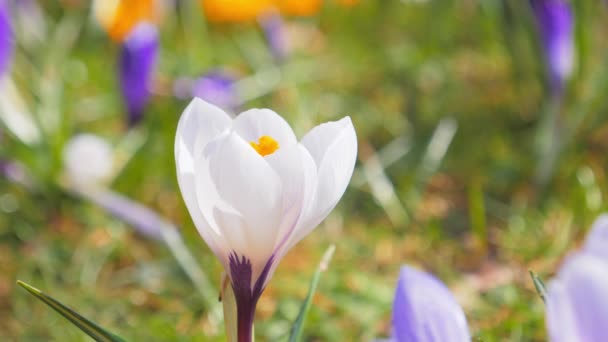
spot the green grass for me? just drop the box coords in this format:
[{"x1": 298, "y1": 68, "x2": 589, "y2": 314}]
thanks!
[{"x1": 2, "y1": 0, "x2": 608, "y2": 341}]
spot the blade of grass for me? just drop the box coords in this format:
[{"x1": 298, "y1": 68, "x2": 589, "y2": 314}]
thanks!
[
  {"x1": 529, "y1": 270, "x2": 548, "y2": 303},
  {"x1": 288, "y1": 244, "x2": 336, "y2": 342},
  {"x1": 468, "y1": 179, "x2": 487, "y2": 253},
  {"x1": 16, "y1": 280, "x2": 127, "y2": 342}
]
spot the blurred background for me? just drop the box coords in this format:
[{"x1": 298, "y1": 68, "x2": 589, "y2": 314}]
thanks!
[{"x1": 1, "y1": 0, "x2": 607, "y2": 340}]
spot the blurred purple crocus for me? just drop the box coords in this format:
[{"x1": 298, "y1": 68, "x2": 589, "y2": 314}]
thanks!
[
  {"x1": 390, "y1": 266, "x2": 470, "y2": 342},
  {"x1": 119, "y1": 23, "x2": 159, "y2": 127},
  {"x1": 546, "y1": 215, "x2": 608, "y2": 342},
  {"x1": 84, "y1": 189, "x2": 167, "y2": 241},
  {"x1": 259, "y1": 12, "x2": 288, "y2": 63},
  {"x1": 530, "y1": 0, "x2": 574, "y2": 94},
  {"x1": 0, "y1": 0, "x2": 13, "y2": 78},
  {"x1": 174, "y1": 71, "x2": 239, "y2": 113}
]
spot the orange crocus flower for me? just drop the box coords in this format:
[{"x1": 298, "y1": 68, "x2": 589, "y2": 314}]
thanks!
[
  {"x1": 201, "y1": 0, "x2": 326, "y2": 23},
  {"x1": 336, "y1": 0, "x2": 359, "y2": 6},
  {"x1": 201, "y1": 0, "x2": 274, "y2": 23},
  {"x1": 274, "y1": 0, "x2": 322, "y2": 16},
  {"x1": 94, "y1": 0, "x2": 161, "y2": 41}
]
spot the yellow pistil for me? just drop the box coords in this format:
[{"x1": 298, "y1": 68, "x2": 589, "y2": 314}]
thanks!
[{"x1": 249, "y1": 135, "x2": 279, "y2": 156}]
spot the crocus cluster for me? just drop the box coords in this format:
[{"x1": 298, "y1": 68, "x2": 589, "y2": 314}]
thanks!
[
  {"x1": 0, "y1": 0, "x2": 13, "y2": 79},
  {"x1": 175, "y1": 98, "x2": 357, "y2": 340},
  {"x1": 545, "y1": 215, "x2": 608, "y2": 342},
  {"x1": 385, "y1": 214, "x2": 608, "y2": 342},
  {"x1": 530, "y1": 0, "x2": 574, "y2": 94}
]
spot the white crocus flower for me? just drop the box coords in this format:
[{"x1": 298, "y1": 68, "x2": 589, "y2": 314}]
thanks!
[
  {"x1": 175, "y1": 98, "x2": 357, "y2": 341},
  {"x1": 63, "y1": 134, "x2": 114, "y2": 189}
]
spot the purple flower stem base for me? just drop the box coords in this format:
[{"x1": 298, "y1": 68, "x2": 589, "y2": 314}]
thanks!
[{"x1": 229, "y1": 253, "x2": 275, "y2": 342}]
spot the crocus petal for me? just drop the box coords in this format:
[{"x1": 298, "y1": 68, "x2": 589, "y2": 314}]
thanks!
[
  {"x1": 175, "y1": 97, "x2": 233, "y2": 168},
  {"x1": 392, "y1": 266, "x2": 470, "y2": 342},
  {"x1": 545, "y1": 280, "x2": 579, "y2": 342},
  {"x1": 260, "y1": 12, "x2": 288, "y2": 62},
  {"x1": 546, "y1": 253, "x2": 608, "y2": 342},
  {"x1": 96, "y1": 0, "x2": 162, "y2": 42},
  {"x1": 201, "y1": 0, "x2": 273, "y2": 23},
  {"x1": 203, "y1": 132, "x2": 283, "y2": 272},
  {"x1": 276, "y1": 0, "x2": 322, "y2": 16},
  {"x1": 175, "y1": 98, "x2": 232, "y2": 259},
  {"x1": 530, "y1": 0, "x2": 574, "y2": 93},
  {"x1": 0, "y1": 2, "x2": 13, "y2": 78},
  {"x1": 289, "y1": 116, "x2": 357, "y2": 247},
  {"x1": 191, "y1": 71, "x2": 239, "y2": 113},
  {"x1": 233, "y1": 108, "x2": 297, "y2": 147},
  {"x1": 63, "y1": 134, "x2": 114, "y2": 188},
  {"x1": 119, "y1": 23, "x2": 158, "y2": 126},
  {"x1": 583, "y1": 214, "x2": 608, "y2": 261},
  {"x1": 265, "y1": 143, "x2": 317, "y2": 252},
  {"x1": 85, "y1": 189, "x2": 167, "y2": 241}
]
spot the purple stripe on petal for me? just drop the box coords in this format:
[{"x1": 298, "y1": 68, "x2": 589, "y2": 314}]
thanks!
[
  {"x1": 119, "y1": 23, "x2": 159, "y2": 127},
  {"x1": 0, "y1": 1, "x2": 13, "y2": 78},
  {"x1": 392, "y1": 266, "x2": 470, "y2": 342},
  {"x1": 228, "y1": 252, "x2": 275, "y2": 342},
  {"x1": 530, "y1": 0, "x2": 574, "y2": 94}
]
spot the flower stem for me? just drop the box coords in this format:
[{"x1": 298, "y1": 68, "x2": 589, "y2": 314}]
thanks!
[{"x1": 236, "y1": 299, "x2": 256, "y2": 342}]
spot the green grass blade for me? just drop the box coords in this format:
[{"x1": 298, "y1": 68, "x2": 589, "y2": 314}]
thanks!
[
  {"x1": 288, "y1": 244, "x2": 336, "y2": 342},
  {"x1": 529, "y1": 271, "x2": 548, "y2": 303},
  {"x1": 17, "y1": 280, "x2": 127, "y2": 342}
]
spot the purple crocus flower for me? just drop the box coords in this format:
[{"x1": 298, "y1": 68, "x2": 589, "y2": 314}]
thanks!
[
  {"x1": 0, "y1": 0, "x2": 13, "y2": 78},
  {"x1": 0, "y1": 159, "x2": 29, "y2": 186},
  {"x1": 259, "y1": 12, "x2": 288, "y2": 63},
  {"x1": 530, "y1": 0, "x2": 574, "y2": 94},
  {"x1": 84, "y1": 189, "x2": 168, "y2": 241},
  {"x1": 391, "y1": 266, "x2": 470, "y2": 342},
  {"x1": 174, "y1": 71, "x2": 239, "y2": 113},
  {"x1": 546, "y1": 215, "x2": 608, "y2": 342},
  {"x1": 119, "y1": 23, "x2": 159, "y2": 127}
]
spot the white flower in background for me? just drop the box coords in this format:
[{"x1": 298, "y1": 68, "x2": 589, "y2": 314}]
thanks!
[
  {"x1": 63, "y1": 134, "x2": 114, "y2": 188},
  {"x1": 175, "y1": 98, "x2": 357, "y2": 340}
]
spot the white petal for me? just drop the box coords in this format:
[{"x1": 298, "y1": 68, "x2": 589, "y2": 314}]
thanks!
[
  {"x1": 176, "y1": 98, "x2": 232, "y2": 170},
  {"x1": 232, "y1": 108, "x2": 297, "y2": 147},
  {"x1": 207, "y1": 132, "x2": 283, "y2": 265},
  {"x1": 64, "y1": 134, "x2": 113, "y2": 188},
  {"x1": 175, "y1": 98, "x2": 231, "y2": 259},
  {"x1": 265, "y1": 144, "x2": 317, "y2": 252},
  {"x1": 289, "y1": 117, "x2": 357, "y2": 247}
]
